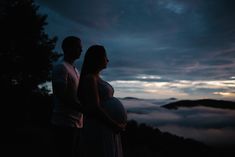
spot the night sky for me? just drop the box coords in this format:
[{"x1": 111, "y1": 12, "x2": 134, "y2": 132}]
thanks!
[{"x1": 36, "y1": 0, "x2": 235, "y2": 100}]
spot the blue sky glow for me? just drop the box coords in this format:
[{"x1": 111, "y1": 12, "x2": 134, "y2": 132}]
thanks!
[{"x1": 36, "y1": 0, "x2": 235, "y2": 100}]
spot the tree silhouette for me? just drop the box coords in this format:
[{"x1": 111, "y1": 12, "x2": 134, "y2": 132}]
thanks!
[
  {"x1": 0, "y1": 0, "x2": 58, "y2": 91},
  {"x1": 0, "y1": 0, "x2": 59, "y2": 127}
]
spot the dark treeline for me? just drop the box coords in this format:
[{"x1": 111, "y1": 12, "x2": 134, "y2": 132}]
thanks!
[
  {"x1": 121, "y1": 120, "x2": 234, "y2": 157},
  {"x1": 1, "y1": 1, "x2": 234, "y2": 157}
]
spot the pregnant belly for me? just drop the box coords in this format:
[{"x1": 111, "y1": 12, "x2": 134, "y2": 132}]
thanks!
[{"x1": 102, "y1": 97, "x2": 127, "y2": 124}]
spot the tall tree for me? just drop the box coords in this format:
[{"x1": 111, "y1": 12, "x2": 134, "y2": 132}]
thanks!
[
  {"x1": 0, "y1": 0, "x2": 58, "y2": 126},
  {"x1": 0, "y1": 0, "x2": 58, "y2": 93}
]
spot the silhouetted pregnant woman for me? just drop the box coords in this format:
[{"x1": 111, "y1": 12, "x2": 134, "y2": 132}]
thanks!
[{"x1": 77, "y1": 45, "x2": 127, "y2": 157}]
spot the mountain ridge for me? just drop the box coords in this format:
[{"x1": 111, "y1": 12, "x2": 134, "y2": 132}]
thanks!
[{"x1": 162, "y1": 99, "x2": 235, "y2": 110}]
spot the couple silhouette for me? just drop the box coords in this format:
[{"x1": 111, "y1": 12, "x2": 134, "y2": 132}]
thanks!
[{"x1": 51, "y1": 36, "x2": 127, "y2": 157}]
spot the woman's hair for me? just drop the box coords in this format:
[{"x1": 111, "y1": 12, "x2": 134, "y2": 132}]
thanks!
[
  {"x1": 80, "y1": 45, "x2": 106, "y2": 76},
  {"x1": 78, "y1": 45, "x2": 106, "y2": 101}
]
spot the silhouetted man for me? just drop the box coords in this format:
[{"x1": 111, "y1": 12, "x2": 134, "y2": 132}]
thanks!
[{"x1": 51, "y1": 36, "x2": 83, "y2": 157}]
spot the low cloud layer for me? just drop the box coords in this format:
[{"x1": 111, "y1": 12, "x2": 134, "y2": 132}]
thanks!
[{"x1": 121, "y1": 98, "x2": 235, "y2": 146}]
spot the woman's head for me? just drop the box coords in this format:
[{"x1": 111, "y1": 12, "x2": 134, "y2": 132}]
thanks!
[{"x1": 81, "y1": 45, "x2": 109, "y2": 75}]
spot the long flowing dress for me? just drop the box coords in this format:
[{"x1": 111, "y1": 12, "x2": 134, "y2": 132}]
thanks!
[{"x1": 79, "y1": 78, "x2": 125, "y2": 157}]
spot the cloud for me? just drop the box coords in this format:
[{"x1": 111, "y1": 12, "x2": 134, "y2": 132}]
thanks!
[
  {"x1": 110, "y1": 79, "x2": 235, "y2": 99},
  {"x1": 35, "y1": 0, "x2": 235, "y2": 99}
]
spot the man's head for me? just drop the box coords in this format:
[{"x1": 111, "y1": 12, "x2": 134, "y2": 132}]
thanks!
[{"x1": 62, "y1": 36, "x2": 82, "y2": 61}]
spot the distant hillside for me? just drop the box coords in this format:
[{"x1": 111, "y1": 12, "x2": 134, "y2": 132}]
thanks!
[
  {"x1": 122, "y1": 97, "x2": 141, "y2": 100},
  {"x1": 162, "y1": 99, "x2": 235, "y2": 110},
  {"x1": 122, "y1": 120, "x2": 224, "y2": 157}
]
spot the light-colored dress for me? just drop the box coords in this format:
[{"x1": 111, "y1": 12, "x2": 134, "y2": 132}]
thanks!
[{"x1": 79, "y1": 78, "x2": 124, "y2": 157}]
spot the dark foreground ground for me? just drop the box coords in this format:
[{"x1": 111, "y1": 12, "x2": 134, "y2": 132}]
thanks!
[{"x1": 3, "y1": 122, "x2": 235, "y2": 157}]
